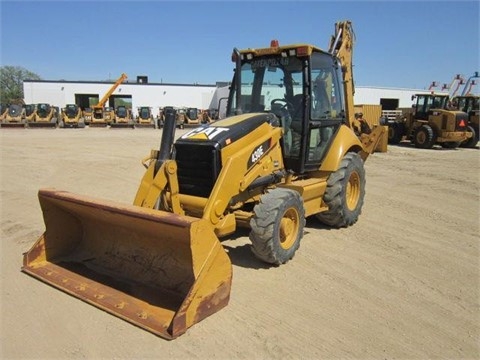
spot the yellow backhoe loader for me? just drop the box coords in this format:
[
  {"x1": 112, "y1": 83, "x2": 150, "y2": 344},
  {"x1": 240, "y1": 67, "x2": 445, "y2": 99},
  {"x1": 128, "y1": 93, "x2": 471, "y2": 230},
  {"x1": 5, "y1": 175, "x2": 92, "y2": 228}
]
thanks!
[
  {"x1": 60, "y1": 104, "x2": 86, "y2": 128},
  {"x1": 22, "y1": 20, "x2": 384, "y2": 339},
  {"x1": 1, "y1": 104, "x2": 26, "y2": 128}
]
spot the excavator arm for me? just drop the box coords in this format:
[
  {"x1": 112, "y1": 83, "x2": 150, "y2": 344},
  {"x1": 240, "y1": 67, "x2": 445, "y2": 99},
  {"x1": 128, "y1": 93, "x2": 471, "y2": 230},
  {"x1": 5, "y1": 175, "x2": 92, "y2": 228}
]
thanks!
[
  {"x1": 328, "y1": 20, "x2": 355, "y2": 129},
  {"x1": 328, "y1": 21, "x2": 385, "y2": 156}
]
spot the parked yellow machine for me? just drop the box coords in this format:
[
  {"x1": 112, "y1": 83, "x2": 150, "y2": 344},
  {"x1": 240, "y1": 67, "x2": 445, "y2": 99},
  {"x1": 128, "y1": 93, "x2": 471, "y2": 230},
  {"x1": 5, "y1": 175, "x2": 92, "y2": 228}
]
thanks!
[
  {"x1": 90, "y1": 73, "x2": 128, "y2": 127},
  {"x1": 24, "y1": 104, "x2": 36, "y2": 123},
  {"x1": 135, "y1": 106, "x2": 156, "y2": 128},
  {"x1": 0, "y1": 104, "x2": 8, "y2": 122},
  {"x1": 387, "y1": 93, "x2": 471, "y2": 148},
  {"x1": 28, "y1": 103, "x2": 59, "y2": 128},
  {"x1": 1, "y1": 104, "x2": 26, "y2": 128},
  {"x1": 22, "y1": 20, "x2": 384, "y2": 339},
  {"x1": 82, "y1": 107, "x2": 93, "y2": 125},
  {"x1": 184, "y1": 107, "x2": 202, "y2": 126},
  {"x1": 453, "y1": 95, "x2": 479, "y2": 148},
  {"x1": 202, "y1": 108, "x2": 219, "y2": 123},
  {"x1": 111, "y1": 105, "x2": 134, "y2": 128},
  {"x1": 60, "y1": 104, "x2": 85, "y2": 128}
]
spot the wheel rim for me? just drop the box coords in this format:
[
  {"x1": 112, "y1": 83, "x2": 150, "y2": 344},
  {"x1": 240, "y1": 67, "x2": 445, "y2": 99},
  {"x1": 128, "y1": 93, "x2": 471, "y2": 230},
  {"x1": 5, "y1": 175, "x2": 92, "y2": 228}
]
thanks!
[
  {"x1": 279, "y1": 208, "x2": 300, "y2": 250},
  {"x1": 346, "y1": 170, "x2": 361, "y2": 211},
  {"x1": 416, "y1": 130, "x2": 426, "y2": 144}
]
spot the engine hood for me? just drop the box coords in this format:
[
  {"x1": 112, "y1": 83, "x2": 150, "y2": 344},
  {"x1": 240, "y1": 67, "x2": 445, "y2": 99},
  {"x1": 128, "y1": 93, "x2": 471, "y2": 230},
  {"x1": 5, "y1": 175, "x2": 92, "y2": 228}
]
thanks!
[{"x1": 176, "y1": 112, "x2": 277, "y2": 148}]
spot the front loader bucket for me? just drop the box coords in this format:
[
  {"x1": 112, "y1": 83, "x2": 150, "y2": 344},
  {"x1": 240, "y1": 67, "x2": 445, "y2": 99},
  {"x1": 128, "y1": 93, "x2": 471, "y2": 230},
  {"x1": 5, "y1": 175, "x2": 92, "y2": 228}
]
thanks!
[{"x1": 22, "y1": 189, "x2": 232, "y2": 339}]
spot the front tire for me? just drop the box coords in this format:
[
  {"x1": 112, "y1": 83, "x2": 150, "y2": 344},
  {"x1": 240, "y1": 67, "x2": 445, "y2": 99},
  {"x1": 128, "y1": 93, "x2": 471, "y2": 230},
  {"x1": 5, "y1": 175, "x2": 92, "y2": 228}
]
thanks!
[
  {"x1": 461, "y1": 125, "x2": 478, "y2": 148},
  {"x1": 413, "y1": 125, "x2": 435, "y2": 149},
  {"x1": 316, "y1": 152, "x2": 365, "y2": 228},
  {"x1": 388, "y1": 122, "x2": 404, "y2": 144},
  {"x1": 250, "y1": 188, "x2": 305, "y2": 265}
]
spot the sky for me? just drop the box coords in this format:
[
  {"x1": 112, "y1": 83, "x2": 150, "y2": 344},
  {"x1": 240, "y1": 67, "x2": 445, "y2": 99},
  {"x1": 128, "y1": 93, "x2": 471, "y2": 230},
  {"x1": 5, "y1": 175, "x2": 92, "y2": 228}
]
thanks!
[{"x1": 1, "y1": 0, "x2": 479, "y2": 90}]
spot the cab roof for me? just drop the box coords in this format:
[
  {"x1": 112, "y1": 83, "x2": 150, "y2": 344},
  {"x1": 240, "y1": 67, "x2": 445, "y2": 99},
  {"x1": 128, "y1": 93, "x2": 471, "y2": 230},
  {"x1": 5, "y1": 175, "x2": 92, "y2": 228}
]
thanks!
[{"x1": 239, "y1": 41, "x2": 327, "y2": 57}]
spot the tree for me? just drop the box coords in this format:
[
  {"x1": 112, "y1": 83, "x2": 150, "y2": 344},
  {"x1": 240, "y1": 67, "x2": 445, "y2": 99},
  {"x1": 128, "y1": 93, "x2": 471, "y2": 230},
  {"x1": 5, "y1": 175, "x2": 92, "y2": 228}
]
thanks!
[{"x1": 0, "y1": 66, "x2": 41, "y2": 104}]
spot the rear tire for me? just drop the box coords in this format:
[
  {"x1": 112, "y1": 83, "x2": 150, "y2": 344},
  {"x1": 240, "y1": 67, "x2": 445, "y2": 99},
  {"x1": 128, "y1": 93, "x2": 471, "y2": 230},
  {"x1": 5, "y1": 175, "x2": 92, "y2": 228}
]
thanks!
[
  {"x1": 413, "y1": 125, "x2": 435, "y2": 149},
  {"x1": 388, "y1": 122, "x2": 404, "y2": 144},
  {"x1": 250, "y1": 188, "x2": 305, "y2": 265},
  {"x1": 316, "y1": 152, "x2": 365, "y2": 228}
]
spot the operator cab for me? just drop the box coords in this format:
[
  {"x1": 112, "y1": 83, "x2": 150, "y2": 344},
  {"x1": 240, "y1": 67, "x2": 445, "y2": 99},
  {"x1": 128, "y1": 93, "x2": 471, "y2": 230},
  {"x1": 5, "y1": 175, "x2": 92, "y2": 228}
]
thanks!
[
  {"x1": 412, "y1": 94, "x2": 448, "y2": 120},
  {"x1": 226, "y1": 41, "x2": 345, "y2": 174}
]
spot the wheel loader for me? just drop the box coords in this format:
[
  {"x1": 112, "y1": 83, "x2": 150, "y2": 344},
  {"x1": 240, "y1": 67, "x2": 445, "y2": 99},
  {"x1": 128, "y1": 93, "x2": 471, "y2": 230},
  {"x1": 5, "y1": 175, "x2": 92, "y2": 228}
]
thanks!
[
  {"x1": 59, "y1": 104, "x2": 86, "y2": 128},
  {"x1": 453, "y1": 95, "x2": 479, "y2": 148},
  {"x1": 22, "y1": 20, "x2": 384, "y2": 339},
  {"x1": 387, "y1": 93, "x2": 471, "y2": 148}
]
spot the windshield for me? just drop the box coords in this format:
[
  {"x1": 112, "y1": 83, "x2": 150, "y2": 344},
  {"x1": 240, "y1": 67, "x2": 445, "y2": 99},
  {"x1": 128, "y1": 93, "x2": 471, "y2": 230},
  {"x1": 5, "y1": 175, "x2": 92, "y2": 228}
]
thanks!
[
  {"x1": 228, "y1": 55, "x2": 304, "y2": 116},
  {"x1": 37, "y1": 104, "x2": 50, "y2": 116},
  {"x1": 66, "y1": 105, "x2": 77, "y2": 117},
  {"x1": 139, "y1": 107, "x2": 150, "y2": 118},
  {"x1": 8, "y1": 104, "x2": 22, "y2": 116},
  {"x1": 187, "y1": 108, "x2": 198, "y2": 119},
  {"x1": 117, "y1": 107, "x2": 127, "y2": 117}
]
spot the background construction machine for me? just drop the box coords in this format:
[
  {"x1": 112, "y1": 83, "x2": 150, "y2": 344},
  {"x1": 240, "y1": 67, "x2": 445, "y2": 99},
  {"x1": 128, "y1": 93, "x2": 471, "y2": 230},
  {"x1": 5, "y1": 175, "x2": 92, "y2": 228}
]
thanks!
[
  {"x1": 135, "y1": 106, "x2": 156, "y2": 128},
  {"x1": 24, "y1": 104, "x2": 36, "y2": 123},
  {"x1": 90, "y1": 73, "x2": 128, "y2": 127},
  {"x1": 387, "y1": 93, "x2": 471, "y2": 148},
  {"x1": 202, "y1": 108, "x2": 219, "y2": 123},
  {"x1": 184, "y1": 107, "x2": 202, "y2": 126},
  {"x1": 0, "y1": 104, "x2": 7, "y2": 122},
  {"x1": 59, "y1": 104, "x2": 85, "y2": 128},
  {"x1": 111, "y1": 105, "x2": 134, "y2": 128},
  {"x1": 82, "y1": 107, "x2": 93, "y2": 125},
  {"x1": 157, "y1": 106, "x2": 184, "y2": 128},
  {"x1": 28, "y1": 103, "x2": 59, "y2": 128},
  {"x1": 1, "y1": 104, "x2": 26, "y2": 128},
  {"x1": 23, "y1": 20, "x2": 384, "y2": 340},
  {"x1": 453, "y1": 95, "x2": 479, "y2": 148}
]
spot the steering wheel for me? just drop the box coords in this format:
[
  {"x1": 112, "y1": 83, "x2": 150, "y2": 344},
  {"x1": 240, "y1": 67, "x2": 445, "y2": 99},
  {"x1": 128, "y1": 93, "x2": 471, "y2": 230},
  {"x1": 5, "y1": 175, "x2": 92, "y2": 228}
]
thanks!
[
  {"x1": 270, "y1": 98, "x2": 294, "y2": 129},
  {"x1": 271, "y1": 98, "x2": 293, "y2": 111}
]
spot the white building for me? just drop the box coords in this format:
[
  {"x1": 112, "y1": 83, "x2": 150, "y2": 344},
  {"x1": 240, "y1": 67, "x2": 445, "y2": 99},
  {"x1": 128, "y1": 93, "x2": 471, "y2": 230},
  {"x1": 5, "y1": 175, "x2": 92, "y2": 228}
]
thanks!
[
  {"x1": 23, "y1": 78, "x2": 445, "y2": 117},
  {"x1": 23, "y1": 79, "x2": 219, "y2": 117}
]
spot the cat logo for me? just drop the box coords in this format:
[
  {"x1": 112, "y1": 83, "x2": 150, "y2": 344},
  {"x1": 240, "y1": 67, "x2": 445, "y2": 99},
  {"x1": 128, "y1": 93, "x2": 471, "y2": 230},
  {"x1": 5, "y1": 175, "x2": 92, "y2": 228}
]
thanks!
[{"x1": 180, "y1": 127, "x2": 229, "y2": 140}]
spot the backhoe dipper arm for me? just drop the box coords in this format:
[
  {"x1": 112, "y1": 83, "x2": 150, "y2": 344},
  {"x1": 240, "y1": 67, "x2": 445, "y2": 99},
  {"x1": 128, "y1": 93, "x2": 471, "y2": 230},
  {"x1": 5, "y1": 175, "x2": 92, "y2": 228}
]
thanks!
[{"x1": 329, "y1": 21, "x2": 355, "y2": 128}]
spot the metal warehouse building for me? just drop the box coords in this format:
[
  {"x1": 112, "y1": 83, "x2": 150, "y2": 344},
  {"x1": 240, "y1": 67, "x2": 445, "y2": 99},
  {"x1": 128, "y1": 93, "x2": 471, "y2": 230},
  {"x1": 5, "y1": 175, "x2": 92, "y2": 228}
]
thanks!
[{"x1": 23, "y1": 78, "x2": 439, "y2": 117}]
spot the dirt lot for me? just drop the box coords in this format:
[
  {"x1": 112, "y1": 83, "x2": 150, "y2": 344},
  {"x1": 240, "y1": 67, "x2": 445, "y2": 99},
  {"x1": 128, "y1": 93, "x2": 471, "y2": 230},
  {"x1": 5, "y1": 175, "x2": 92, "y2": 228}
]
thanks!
[{"x1": 1, "y1": 127, "x2": 478, "y2": 359}]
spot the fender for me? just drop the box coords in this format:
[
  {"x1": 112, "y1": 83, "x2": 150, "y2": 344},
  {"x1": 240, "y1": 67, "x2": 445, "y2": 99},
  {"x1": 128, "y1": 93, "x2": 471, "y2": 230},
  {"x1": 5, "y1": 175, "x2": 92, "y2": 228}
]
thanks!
[{"x1": 319, "y1": 125, "x2": 363, "y2": 172}]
